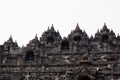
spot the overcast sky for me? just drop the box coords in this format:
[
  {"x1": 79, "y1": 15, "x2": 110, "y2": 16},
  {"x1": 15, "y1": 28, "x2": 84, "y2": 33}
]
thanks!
[{"x1": 0, "y1": 0, "x2": 120, "y2": 46}]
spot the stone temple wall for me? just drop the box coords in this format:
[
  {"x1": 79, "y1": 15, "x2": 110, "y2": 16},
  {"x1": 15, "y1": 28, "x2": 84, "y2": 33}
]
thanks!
[{"x1": 0, "y1": 24, "x2": 120, "y2": 80}]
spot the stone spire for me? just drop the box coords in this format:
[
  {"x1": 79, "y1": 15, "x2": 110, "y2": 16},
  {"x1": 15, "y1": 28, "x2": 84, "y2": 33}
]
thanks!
[
  {"x1": 27, "y1": 34, "x2": 40, "y2": 47},
  {"x1": 101, "y1": 23, "x2": 109, "y2": 32},
  {"x1": 117, "y1": 34, "x2": 120, "y2": 40},
  {"x1": 8, "y1": 35, "x2": 13, "y2": 42},
  {"x1": 35, "y1": 34, "x2": 38, "y2": 40},
  {"x1": 3, "y1": 35, "x2": 19, "y2": 48},
  {"x1": 74, "y1": 23, "x2": 82, "y2": 33},
  {"x1": 50, "y1": 24, "x2": 55, "y2": 32},
  {"x1": 97, "y1": 29, "x2": 99, "y2": 33},
  {"x1": 32, "y1": 34, "x2": 39, "y2": 42},
  {"x1": 103, "y1": 23, "x2": 107, "y2": 29},
  {"x1": 75, "y1": 23, "x2": 80, "y2": 30},
  {"x1": 14, "y1": 40, "x2": 18, "y2": 47},
  {"x1": 47, "y1": 26, "x2": 50, "y2": 31},
  {"x1": 110, "y1": 29, "x2": 115, "y2": 34}
]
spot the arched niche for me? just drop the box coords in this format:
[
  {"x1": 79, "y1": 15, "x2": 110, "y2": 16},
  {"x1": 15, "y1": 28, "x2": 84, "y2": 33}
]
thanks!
[
  {"x1": 101, "y1": 34, "x2": 109, "y2": 42},
  {"x1": 25, "y1": 50, "x2": 34, "y2": 62},
  {"x1": 61, "y1": 40, "x2": 69, "y2": 51},
  {"x1": 47, "y1": 36, "x2": 54, "y2": 44},
  {"x1": 73, "y1": 35, "x2": 81, "y2": 42}
]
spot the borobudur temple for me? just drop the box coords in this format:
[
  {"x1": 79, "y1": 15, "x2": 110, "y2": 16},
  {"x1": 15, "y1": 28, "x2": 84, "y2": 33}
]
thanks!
[{"x1": 0, "y1": 23, "x2": 120, "y2": 80}]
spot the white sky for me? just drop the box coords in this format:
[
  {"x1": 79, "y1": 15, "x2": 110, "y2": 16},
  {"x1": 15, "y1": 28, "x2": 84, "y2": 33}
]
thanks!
[{"x1": 0, "y1": 0, "x2": 120, "y2": 46}]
